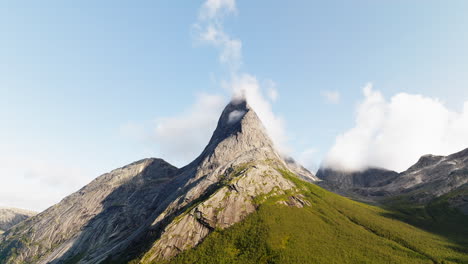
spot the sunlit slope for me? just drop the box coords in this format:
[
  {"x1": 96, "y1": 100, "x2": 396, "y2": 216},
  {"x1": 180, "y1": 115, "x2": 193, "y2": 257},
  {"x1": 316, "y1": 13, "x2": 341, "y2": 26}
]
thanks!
[{"x1": 159, "y1": 171, "x2": 468, "y2": 264}]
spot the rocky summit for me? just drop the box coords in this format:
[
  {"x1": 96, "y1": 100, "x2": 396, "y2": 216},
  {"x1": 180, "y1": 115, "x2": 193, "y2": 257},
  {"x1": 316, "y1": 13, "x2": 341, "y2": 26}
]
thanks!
[{"x1": 0, "y1": 100, "x2": 316, "y2": 264}]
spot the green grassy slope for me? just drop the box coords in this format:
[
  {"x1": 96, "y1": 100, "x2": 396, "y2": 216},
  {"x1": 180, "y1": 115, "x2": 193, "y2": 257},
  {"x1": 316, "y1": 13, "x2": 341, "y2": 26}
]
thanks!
[
  {"x1": 382, "y1": 184, "x2": 468, "y2": 255},
  {"x1": 157, "y1": 170, "x2": 468, "y2": 264}
]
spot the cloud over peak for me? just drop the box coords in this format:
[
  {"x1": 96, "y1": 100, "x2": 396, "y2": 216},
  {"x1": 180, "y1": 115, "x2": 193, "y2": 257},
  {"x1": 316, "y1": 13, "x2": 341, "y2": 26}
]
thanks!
[{"x1": 324, "y1": 83, "x2": 468, "y2": 172}]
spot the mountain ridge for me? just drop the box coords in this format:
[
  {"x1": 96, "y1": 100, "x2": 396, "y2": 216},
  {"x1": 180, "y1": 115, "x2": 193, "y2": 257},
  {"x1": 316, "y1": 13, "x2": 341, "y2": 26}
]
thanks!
[
  {"x1": 0, "y1": 100, "x2": 315, "y2": 264},
  {"x1": 1, "y1": 100, "x2": 467, "y2": 263},
  {"x1": 317, "y1": 147, "x2": 468, "y2": 209}
]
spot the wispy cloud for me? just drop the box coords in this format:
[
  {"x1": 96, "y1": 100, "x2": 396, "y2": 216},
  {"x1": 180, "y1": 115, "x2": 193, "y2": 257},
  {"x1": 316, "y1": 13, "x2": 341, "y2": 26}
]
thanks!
[
  {"x1": 321, "y1": 90, "x2": 341, "y2": 104},
  {"x1": 194, "y1": 0, "x2": 289, "y2": 153},
  {"x1": 0, "y1": 155, "x2": 92, "y2": 210},
  {"x1": 324, "y1": 83, "x2": 468, "y2": 172},
  {"x1": 152, "y1": 93, "x2": 226, "y2": 165},
  {"x1": 122, "y1": 0, "x2": 295, "y2": 165},
  {"x1": 198, "y1": 0, "x2": 237, "y2": 20}
]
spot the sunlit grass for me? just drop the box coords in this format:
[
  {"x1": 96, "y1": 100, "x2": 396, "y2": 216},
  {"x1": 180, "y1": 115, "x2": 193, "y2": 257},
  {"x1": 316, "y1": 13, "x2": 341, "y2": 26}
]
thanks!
[{"x1": 160, "y1": 169, "x2": 468, "y2": 264}]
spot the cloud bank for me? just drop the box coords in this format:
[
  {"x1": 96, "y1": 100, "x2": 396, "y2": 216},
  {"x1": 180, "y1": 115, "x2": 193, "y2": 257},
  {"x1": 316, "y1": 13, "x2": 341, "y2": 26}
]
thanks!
[{"x1": 324, "y1": 83, "x2": 468, "y2": 172}]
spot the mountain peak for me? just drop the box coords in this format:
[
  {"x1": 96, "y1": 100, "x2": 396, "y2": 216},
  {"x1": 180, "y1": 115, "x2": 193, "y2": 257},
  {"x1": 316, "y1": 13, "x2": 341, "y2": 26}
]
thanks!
[
  {"x1": 187, "y1": 99, "x2": 277, "y2": 171},
  {"x1": 0, "y1": 99, "x2": 317, "y2": 264}
]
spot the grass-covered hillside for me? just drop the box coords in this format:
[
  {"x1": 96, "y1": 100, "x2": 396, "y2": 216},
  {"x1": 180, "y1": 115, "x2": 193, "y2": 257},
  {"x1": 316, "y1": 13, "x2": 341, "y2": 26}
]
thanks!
[{"x1": 155, "y1": 170, "x2": 468, "y2": 264}]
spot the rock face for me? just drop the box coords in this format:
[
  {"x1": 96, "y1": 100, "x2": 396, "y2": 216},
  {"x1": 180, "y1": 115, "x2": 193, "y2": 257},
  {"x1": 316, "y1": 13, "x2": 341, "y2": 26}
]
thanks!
[
  {"x1": 318, "y1": 148, "x2": 468, "y2": 206},
  {"x1": 0, "y1": 158, "x2": 179, "y2": 264},
  {"x1": 0, "y1": 208, "x2": 36, "y2": 234},
  {"x1": 0, "y1": 100, "x2": 315, "y2": 264},
  {"x1": 316, "y1": 167, "x2": 399, "y2": 189},
  {"x1": 284, "y1": 157, "x2": 320, "y2": 182},
  {"x1": 140, "y1": 100, "x2": 298, "y2": 262}
]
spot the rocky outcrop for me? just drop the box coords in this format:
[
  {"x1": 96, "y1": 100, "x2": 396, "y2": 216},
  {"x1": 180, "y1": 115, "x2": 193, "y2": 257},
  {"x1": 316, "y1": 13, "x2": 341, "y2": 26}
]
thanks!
[
  {"x1": 0, "y1": 207, "x2": 36, "y2": 234},
  {"x1": 318, "y1": 148, "x2": 468, "y2": 206},
  {"x1": 0, "y1": 158, "x2": 179, "y2": 264},
  {"x1": 0, "y1": 99, "x2": 313, "y2": 264},
  {"x1": 284, "y1": 157, "x2": 319, "y2": 182},
  {"x1": 316, "y1": 167, "x2": 399, "y2": 189},
  {"x1": 140, "y1": 100, "x2": 299, "y2": 262}
]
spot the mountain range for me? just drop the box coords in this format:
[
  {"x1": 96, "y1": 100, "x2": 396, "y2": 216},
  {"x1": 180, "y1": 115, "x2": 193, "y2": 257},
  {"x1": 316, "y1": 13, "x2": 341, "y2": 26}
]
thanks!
[
  {"x1": 0, "y1": 100, "x2": 467, "y2": 264},
  {"x1": 317, "y1": 148, "x2": 468, "y2": 212}
]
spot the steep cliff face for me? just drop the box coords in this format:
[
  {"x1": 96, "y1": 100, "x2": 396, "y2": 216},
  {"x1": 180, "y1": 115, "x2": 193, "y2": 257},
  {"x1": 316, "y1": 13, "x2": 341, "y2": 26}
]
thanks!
[
  {"x1": 318, "y1": 148, "x2": 468, "y2": 206},
  {"x1": 0, "y1": 158, "x2": 179, "y2": 264},
  {"x1": 0, "y1": 208, "x2": 36, "y2": 234},
  {"x1": 0, "y1": 100, "x2": 315, "y2": 264},
  {"x1": 316, "y1": 167, "x2": 399, "y2": 189},
  {"x1": 140, "y1": 100, "x2": 298, "y2": 262}
]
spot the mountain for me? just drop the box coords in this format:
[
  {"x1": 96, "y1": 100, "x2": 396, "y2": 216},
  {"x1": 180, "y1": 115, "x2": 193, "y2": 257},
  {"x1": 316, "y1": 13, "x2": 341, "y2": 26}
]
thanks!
[
  {"x1": 0, "y1": 207, "x2": 36, "y2": 234},
  {"x1": 0, "y1": 100, "x2": 310, "y2": 263},
  {"x1": 1, "y1": 100, "x2": 467, "y2": 264},
  {"x1": 317, "y1": 148, "x2": 468, "y2": 207}
]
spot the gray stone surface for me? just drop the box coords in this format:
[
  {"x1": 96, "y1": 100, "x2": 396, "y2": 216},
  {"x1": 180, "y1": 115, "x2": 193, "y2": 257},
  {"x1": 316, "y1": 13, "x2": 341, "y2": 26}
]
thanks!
[
  {"x1": 318, "y1": 148, "x2": 468, "y2": 206},
  {"x1": 0, "y1": 100, "x2": 315, "y2": 264},
  {"x1": 0, "y1": 207, "x2": 36, "y2": 233}
]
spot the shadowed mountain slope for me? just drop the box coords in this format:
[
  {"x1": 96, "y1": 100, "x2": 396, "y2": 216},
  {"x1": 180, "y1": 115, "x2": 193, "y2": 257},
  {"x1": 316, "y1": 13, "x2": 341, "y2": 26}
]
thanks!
[{"x1": 317, "y1": 148, "x2": 468, "y2": 207}]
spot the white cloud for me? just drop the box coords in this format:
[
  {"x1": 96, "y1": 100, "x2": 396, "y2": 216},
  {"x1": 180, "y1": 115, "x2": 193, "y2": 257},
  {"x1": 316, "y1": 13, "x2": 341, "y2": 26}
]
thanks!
[
  {"x1": 228, "y1": 110, "x2": 246, "y2": 123},
  {"x1": 324, "y1": 83, "x2": 468, "y2": 172},
  {"x1": 195, "y1": 0, "x2": 241, "y2": 71},
  {"x1": 198, "y1": 25, "x2": 242, "y2": 71},
  {"x1": 297, "y1": 148, "x2": 319, "y2": 172},
  {"x1": 229, "y1": 74, "x2": 289, "y2": 153},
  {"x1": 265, "y1": 79, "x2": 279, "y2": 102},
  {"x1": 199, "y1": 0, "x2": 237, "y2": 20},
  {"x1": 192, "y1": 0, "x2": 290, "y2": 154},
  {"x1": 321, "y1": 90, "x2": 341, "y2": 104},
  {"x1": 0, "y1": 155, "x2": 92, "y2": 211},
  {"x1": 152, "y1": 93, "x2": 226, "y2": 165}
]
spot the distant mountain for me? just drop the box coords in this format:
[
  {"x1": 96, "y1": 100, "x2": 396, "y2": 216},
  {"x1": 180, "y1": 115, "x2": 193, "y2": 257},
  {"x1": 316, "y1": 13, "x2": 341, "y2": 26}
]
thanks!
[
  {"x1": 317, "y1": 148, "x2": 468, "y2": 211},
  {"x1": 0, "y1": 207, "x2": 36, "y2": 234},
  {"x1": 1, "y1": 100, "x2": 467, "y2": 264}
]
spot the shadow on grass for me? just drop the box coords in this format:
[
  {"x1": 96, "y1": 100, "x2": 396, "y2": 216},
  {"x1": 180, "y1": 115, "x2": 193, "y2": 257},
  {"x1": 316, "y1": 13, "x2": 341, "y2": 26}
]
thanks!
[{"x1": 380, "y1": 199, "x2": 468, "y2": 257}]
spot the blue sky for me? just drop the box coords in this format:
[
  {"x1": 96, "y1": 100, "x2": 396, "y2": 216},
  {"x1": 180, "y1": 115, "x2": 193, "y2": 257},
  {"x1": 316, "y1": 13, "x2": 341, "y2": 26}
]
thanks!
[{"x1": 1, "y1": 1, "x2": 468, "y2": 210}]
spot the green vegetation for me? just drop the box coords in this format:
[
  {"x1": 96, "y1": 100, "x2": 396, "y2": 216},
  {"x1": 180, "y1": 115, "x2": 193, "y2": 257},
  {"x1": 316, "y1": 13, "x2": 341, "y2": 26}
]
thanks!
[
  {"x1": 154, "y1": 169, "x2": 468, "y2": 264},
  {"x1": 383, "y1": 185, "x2": 468, "y2": 254}
]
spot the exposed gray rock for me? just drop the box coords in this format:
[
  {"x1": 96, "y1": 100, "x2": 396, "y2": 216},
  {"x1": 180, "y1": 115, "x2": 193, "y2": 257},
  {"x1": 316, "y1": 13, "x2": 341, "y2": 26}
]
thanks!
[
  {"x1": 0, "y1": 100, "x2": 311, "y2": 264},
  {"x1": 284, "y1": 157, "x2": 319, "y2": 182},
  {"x1": 316, "y1": 167, "x2": 399, "y2": 189},
  {"x1": 140, "y1": 100, "x2": 298, "y2": 262},
  {"x1": 0, "y1": 158, "x2": 179, "y2": 264},
  {"x1": 0, "y1": 207, "x2": 36, "y2": 233},
  {"x1": 318, "y1": 148, "x2": 468, "y2": 206}
]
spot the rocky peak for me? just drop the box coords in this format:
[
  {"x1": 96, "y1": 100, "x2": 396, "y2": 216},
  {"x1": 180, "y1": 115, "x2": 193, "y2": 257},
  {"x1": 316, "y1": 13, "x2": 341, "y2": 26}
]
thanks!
[
  {"x1": 406, "y1": 154, "x2": 445, "y2": 172},
  {"x1": 189, "y1": 99, "x2": 276, "y2": 167},
  {"x1": 0, "y1": 100, "x2": 314, "y2": 264}
]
